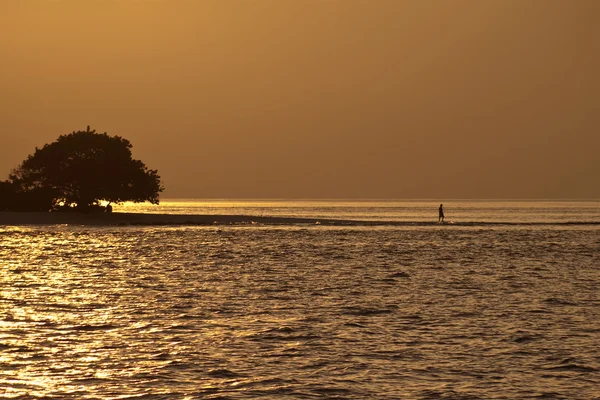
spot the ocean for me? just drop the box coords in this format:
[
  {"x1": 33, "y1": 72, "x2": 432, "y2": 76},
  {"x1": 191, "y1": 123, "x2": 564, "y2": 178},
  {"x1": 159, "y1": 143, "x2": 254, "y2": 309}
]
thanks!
[{"x1": 1, "y1": 200, "x2": 599, "y2": 399}]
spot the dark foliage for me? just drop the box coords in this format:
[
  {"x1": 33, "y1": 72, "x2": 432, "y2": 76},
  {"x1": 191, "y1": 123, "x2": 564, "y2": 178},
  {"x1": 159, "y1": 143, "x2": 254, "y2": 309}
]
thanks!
[
  {"x1": 4, "y1": 127, "x2": 163, "y2": 211},
  {"x1": 0, "y1": 180, "x2": 57, "y2": 212}
]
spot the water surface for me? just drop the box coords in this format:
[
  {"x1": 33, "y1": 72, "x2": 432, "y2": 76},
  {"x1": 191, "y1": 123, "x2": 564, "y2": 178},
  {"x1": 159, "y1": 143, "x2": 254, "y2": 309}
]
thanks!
[{"x1": 1, "y1": 201, "x2": 599, "y2": 399}]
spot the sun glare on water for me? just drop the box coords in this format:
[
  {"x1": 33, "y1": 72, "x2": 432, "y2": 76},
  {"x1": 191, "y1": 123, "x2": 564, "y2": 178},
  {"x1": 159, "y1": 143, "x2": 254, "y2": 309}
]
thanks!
[{"x1": 0, "y1": 229, "x2": 134, "y2": 396}]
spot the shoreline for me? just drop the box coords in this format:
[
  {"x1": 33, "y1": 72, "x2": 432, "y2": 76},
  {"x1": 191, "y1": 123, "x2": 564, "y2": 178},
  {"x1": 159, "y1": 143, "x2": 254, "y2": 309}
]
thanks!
[
  {"x1": 0, "y1": 212, "x2": 330, "y2": 227},
  {"x1": 0, "y1": 211, "x2": 375, "y2": 227},
  {"x1": 0, "y1": 212, "x2": 598, "y2": 227}
]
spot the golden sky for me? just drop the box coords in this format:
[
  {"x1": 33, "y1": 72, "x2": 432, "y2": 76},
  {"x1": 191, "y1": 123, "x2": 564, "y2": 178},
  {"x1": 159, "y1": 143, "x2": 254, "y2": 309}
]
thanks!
[{"x1": 1, "y1": 0, "x2": 598, "y2": 199}]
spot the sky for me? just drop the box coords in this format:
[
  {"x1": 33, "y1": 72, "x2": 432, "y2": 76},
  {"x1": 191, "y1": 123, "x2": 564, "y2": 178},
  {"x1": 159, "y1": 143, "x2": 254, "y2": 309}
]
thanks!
[{"x1": 1, "y1": 0, "x2": 598, "y2": 199}]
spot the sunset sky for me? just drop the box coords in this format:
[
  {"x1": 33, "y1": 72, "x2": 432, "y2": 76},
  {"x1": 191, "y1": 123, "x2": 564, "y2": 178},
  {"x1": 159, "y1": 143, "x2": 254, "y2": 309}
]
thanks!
[{"x1": 1, "y1": 0, "x2": 598, "y2": 199}]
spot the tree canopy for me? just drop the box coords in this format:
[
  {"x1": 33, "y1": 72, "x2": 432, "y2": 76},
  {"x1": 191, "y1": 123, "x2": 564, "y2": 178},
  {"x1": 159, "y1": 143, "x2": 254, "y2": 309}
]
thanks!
[{"x1": 1, "y1": 127, "x2": 163, "y2": 211}]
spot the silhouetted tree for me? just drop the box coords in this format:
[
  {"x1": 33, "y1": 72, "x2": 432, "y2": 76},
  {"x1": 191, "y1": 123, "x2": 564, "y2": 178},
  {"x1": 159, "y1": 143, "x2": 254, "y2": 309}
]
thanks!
[
  {"x1": 7, "y1": 127, "x2": 163, "y2": 211},
  {"x1": 0, "y1": 181, "x2": 17, "y2": 211},
  {"x1": 0, "y1": 180, "x2": 57, "y2": 211}
]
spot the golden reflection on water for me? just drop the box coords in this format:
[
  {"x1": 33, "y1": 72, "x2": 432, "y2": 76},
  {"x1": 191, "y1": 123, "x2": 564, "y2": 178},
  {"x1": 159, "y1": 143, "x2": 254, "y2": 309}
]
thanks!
[
  {"x1": 1, "y1": 226, "x2": 242, "y2": 397},
  {"x1": 1, "y1": 223, "x2": 599, "y2": 398},
  {"x1": 0, "y1": 228, "x2": 130, "y2": 396}
]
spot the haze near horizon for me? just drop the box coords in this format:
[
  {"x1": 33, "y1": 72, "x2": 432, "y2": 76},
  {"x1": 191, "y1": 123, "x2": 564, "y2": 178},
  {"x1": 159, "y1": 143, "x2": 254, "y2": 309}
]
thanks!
[{"x1": 1, "y1": 0, "x2": 598, "y2": 199}]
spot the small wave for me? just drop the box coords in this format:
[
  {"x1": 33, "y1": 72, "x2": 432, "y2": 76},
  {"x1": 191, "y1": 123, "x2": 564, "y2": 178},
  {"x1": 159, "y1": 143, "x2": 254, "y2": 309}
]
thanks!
[
  {"x1": 267, "y1": 326, "x2": 296, "y2": 334},
  {"x1": 40, "y1": 302, "x2": 80, "y2": 311},
  {"x1": 269, "y1": 349, "x2": 306, "y2": 358},
  {"x1": 389, "y1": 271, "x2": 411, "y2": 278},
  {"x1": 0, "y1": 381, "x2": 46, "y2": 391},
  {"x1": 221, "y1": 377, "x2": 294, "y2": 390},
  {"x1": 68, "y1": 323, "x2": 119, "y2": 332},
  {"x1": 0, "y1": 343, "x2": 33, "y2": 353},
  {"x1": 543, "y1": 364, "x2": 597, "y2": 373},
  {"x1": 165, "y1": 323, "x2": 199, "y2": 331},
  {"x1": 527, "y1": 308, "x2": 552, "y2": 314},
  {"x1": 341, "y1": 306, "x2": 396, "y2": 316},
  {"x1": 452, "y1": 311, "x2": 480, "y2": 318},
  {"x1": 419, "y1": 389, "x2": 481, "y2": 400},
  {"x1": 344, "y1": 322, "x2": 368, "y2": 328},
  {"x1": 73, "y1": 377, "x2": 113, "y2": 384},
  {"x1": 531, "y1": 392, "x2": 566, "y2": 399},
  {"x1": 514, "y1": 334, "x2": 542, "y2": 343},
  {"x1": 543, "y1": 298, "x2": 578, "y2": 306},
  {"x1": 248, "y1": 328, "x2": 321, "y2": 342},
  {"x1": 311, "y1": 386, "x2": 354, "y2": 395},
  {"x1": 206, "y1": 368, "x2": 245, "y2": 378}
]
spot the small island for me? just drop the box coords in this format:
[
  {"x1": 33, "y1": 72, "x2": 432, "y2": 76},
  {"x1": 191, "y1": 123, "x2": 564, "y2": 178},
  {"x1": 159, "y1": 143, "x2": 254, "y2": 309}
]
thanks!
[
  {"x1": 0, "y1": 130, "x2": 357, "y2": 226},
  {"x1": 1, "y1": 127, "x2": 163, "y2": 215}
]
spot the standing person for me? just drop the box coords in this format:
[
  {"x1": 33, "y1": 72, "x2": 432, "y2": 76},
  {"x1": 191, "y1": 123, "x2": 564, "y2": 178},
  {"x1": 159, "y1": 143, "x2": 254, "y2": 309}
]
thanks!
[{"x1": 438, "y1": 204, "x2": 445, "y2": 223}]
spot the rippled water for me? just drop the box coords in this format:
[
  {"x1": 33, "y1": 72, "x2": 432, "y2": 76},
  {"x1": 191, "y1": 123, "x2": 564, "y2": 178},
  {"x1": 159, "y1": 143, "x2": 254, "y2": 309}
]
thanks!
[{"x1": 1, "y1": 202, "x2": 599, "y2": 399}]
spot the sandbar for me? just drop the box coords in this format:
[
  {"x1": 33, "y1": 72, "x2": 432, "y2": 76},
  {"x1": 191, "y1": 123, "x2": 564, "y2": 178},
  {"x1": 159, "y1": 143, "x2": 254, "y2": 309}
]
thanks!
[{"x1": 0, "y1": 211, "x2": 348, "y2": 227}]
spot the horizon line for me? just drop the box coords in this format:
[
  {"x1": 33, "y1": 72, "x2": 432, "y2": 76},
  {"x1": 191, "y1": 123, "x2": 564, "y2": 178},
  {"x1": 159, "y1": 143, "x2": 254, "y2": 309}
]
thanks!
[{"x1": 151, "y1": 197, "x2": 600, "y2": 202}]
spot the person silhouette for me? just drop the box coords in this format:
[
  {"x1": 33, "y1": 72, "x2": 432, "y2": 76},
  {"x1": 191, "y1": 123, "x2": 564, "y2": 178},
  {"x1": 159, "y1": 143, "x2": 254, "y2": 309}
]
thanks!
[{"x1": 438, "y1": 204, "x2": 444, "y2": 223}]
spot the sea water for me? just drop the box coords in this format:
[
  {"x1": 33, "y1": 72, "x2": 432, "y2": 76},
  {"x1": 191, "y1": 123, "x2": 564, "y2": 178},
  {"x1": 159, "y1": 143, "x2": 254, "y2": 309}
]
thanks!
[{"x1": 1, "y1": 201, "x2": 599, "y2": 399}]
